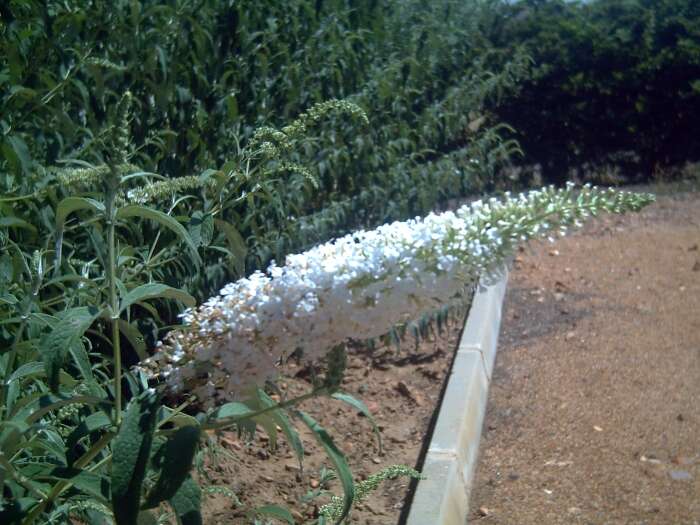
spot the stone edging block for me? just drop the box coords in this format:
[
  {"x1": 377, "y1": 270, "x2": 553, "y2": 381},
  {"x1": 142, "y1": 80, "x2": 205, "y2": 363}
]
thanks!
[{"x1": 405, "y1": 269, "x2": 508, "y2": 525}]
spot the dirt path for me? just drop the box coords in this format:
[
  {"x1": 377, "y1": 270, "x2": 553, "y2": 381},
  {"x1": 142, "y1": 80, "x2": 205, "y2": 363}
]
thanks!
[{"x1": 470, "y1": 187, "x2": 700, "y2": 524}]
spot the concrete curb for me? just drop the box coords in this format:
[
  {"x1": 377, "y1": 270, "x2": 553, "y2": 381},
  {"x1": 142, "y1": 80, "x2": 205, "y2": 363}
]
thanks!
[{"x1": 405, "y1": 269, "x2": 508, "y2": 525}]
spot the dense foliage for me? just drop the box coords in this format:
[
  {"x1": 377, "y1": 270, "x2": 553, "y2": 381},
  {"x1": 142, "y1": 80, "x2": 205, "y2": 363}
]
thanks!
[
  {"x1": 0, "y1": 2, "x2": 528, "y2": 523},
  {"x1": 2, "y1": 0, "x2": 528, "y2": 292},
  {"x1": 489, "y1": 0, "x2": 700, "y2": 180},
  {"x1": 0, "y1": 0, "x2": 669, "y2": 523}
]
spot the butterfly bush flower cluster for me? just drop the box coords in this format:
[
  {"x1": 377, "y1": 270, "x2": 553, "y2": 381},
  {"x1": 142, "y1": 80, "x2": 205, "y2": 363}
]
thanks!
[{"x1": 141, "y1": 184, "x2": 653, "y2": 405}]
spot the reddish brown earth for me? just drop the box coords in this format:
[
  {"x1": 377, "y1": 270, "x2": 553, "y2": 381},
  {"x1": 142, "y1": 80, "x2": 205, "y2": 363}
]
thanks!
[
  {"x1": 199, "y1": 184, "x2": 699, "y2": 525},
  {"x1": 201, "y1": 317, "x2": 466, "y2": 524},
  {"x1": 470, "y1": 186, "x2": 700, "y2": 525}
]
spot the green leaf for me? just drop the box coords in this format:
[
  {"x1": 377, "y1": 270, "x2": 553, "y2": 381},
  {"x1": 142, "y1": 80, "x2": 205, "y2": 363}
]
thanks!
[
  {"x1": 68, "y1": 340, "x2": 104, "y2": 397},
  {"x1": 142, "y1": 424, "x2": 201, "y2": 509},
  {"x1": 66, "y1": 412, "x2": 113, "y2": 465},
  {"x1": 296, "y1": 411, "x2": 354, "y2": 524},
  {"x1": 0, "y1": 420, "x2": 30, "y2": 457},
  {"x1": 168, "y1": 476, "x2": 202, "y2": 525},
  {"x1": 332, "y1": 392, "x2": 383, "y2": 454},
  {"x1": 8, "y1": 362, "x2": 45, "y2": 383},
  {"x1": 21, "y1": 394, "x2": 107, "y2": 425},
  {"x1": 213, "y1": 401, "x2": 254, "y2": 421},
  {"x1": 56, "y1": 197, "x2": 106, "y2": 228},
  {"x1": 225, "y1": 94, "x2": 239, "y2": 120},
  {"x1": 36, "y1": 428, "x2": 68, "y2": 464},
  {"x1": 43, "y1": 467, "x2": 110, "y2": 502},
  {"x1": 213, "y1": 401, "x2": 256, "y2": 439},
  {"x1": 54, "y1": 197, "x2": 106, "y2": 269},
  {"x1": 249, "y1": 504, "x2": 295, "y2": 524},
  {"x1": 111, "y1": 390, "x2": 160, "y2": 525},
  {"x1": 0, "y1": 216, "x2": 37, "y2": 234},
  {"x1": 6, "y1": 361, "x2": 77, "y2": 389},
  {"x1": 3, "y1": 135, "x2": 32, "y2": 175},
  {"x1": 252, "y1": 413, "x2": 278, "y2": 450},
  {"x1": 116, "y1": 205, "x2": 202, "y2": 265},
  {"x1": 213, "y1": 219, "x2": 247, "y2": 275},
  {"x1": 38, "y1": 306, "x2": 101, "y2": 392},
  {"x1": 119, "y1": 283, "x2": 195, "y2": 314},
  {"x1": 188, "y1": 211, "x2": 214, "y2": 247},
  {"x1": 256, "y1": 390, "x2": 304, "y2": 469},
  {"x1": 117, "y1": 319, "x2": 148, "y2": 361}
]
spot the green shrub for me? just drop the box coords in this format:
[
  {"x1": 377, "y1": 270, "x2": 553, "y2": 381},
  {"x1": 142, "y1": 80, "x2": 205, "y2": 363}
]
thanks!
[
  {"x1": 1, "y1": 0, "x2": 529, "y2": 305},
  {"x1": 488, "y1": 0, "x2": 700, "y2": 180}
]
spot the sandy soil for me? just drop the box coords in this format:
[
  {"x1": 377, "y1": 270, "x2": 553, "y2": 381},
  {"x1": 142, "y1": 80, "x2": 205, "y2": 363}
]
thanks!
[
  {"x1": 201, "y1": 316, "x2": 465, "y2": 524},
  {"x1": 470, "y1": 186, "x2": 700, "y2": 525}
]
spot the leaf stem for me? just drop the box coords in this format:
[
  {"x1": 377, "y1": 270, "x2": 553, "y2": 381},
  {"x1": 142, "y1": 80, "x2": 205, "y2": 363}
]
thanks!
[{"x1": 105, "y1": 164, "x2": 123, "y2": 424}]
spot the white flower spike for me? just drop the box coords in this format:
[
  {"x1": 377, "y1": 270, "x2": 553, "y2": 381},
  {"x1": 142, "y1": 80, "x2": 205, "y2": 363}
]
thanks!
[{"x1": 140, "y1": 184, "x2": 653, "y2": 406}]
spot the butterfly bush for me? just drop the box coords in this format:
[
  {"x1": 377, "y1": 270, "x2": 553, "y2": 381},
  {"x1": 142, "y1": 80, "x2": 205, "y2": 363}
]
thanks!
[{"x1": 141, "y1": 184, "x2": 653, "y2": 405}]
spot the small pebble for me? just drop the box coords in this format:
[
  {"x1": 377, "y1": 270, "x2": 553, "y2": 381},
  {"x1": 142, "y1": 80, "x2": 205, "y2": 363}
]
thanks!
[{"x1": 669, "y1": 470, "x2": 692, "y2": 481}]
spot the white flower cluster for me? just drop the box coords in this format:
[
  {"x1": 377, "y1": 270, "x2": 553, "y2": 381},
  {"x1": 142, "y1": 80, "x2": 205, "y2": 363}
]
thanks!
[{"x1": 141, "y1": 184, "x2": 653, "y2": 405}]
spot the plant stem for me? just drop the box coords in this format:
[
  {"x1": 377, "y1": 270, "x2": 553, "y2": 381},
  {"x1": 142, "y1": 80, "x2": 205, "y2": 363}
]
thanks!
[{"x1": 105, "y1": 165, "x2": 123, "y2": 424}]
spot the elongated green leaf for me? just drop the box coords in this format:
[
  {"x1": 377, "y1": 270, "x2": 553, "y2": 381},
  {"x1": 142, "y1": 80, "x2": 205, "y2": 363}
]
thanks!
[
  {"x1": 8, "y1": 362, "x2": 44, "y2": 383},
  {"x1": 0, "y1": 216, "x2": 37, "y2": 234},
  {"x1": 116, "y1": 205, "x2": 201, "y2": 265},
  {"x1": 54, "y1": 197, "x2": 106, "y2": 270},
  {"x1": 66, "y1": 412, "x2": 113, "y2": 465},
  {"x1": 188, "y1": 211, "x2": 214, "y2": 247},
  {"x1": 253, "y1": 413, "x2": 278, "y2": 450},
  {"x1": 117, "y1": 319, "x2": 147, "y2": 361},
  {"x1": 3, "y1": 135, "x2": 32, "y2": 175},
  {"x1": 43, "y1": 467, "x2": 110, "y2": 503},
  {"x1": 119, "y1": 283, "x2": 195, "y2": 314},
  {"x1": 213, "y1": 401, "x2": 256, "y2": 438},
  {"x1": 23, "y1": 394, "x2": 107, "y2": 425},
  {"x1": 256, "y1": 390, "x2": 304, "y2": 469},
  {"x1": 249, "y1": 504, "x2": 295, "y2": 524},
  {"x1": 213, "y1": 401, "x2": 254, "y2": 421},
  {"x1": 111, "y1": 390, "x2": 160, "y2": 525},
  {"x1": 6, "y1": 361, "x2": 78, "y2": 389},
  {"x1": 157, "y1": 406, "x2": 200, "y2": 429},
  {"x1": 38, "y1": 306, "x2": 101, "y2": 392},
  {"x1": 142, "y1": 424, "x2": 201, "y2": 509},
  {"x1": 56, "y1": 197, "x2": 106, "y2": 229},
  {"x1": 332, "y1": 392, "x2": 383, "y2": 454},
  {"x1": 0, "y1": 420, "x2": 30, "y2": 456},
  {"x1": 213, "y1": 219, "x2": 247, "y2": 275},
  {"x1": 37, "y1": 428, "x2": 68, "y2": 464},
  {"x1": 68, "y1": 340, "x2": 104, "y2": 398},
  {"x1": 168, "y1": 476, "x2": 202, "y2": 525},
  {"x1": 296, "y1": 411, "x2": 354, "y2": 524}
]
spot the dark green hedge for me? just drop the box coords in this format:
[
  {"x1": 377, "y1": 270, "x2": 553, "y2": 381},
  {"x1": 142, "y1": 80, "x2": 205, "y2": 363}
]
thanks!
[{"x1": 488, "y1": 0, "x2": 700, "y2": 180}]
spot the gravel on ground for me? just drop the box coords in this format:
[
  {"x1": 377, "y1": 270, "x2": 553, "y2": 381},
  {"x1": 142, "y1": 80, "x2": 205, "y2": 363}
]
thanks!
[{"x1": 470, "y1": 186, "x2": 700, "y2": 525}]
